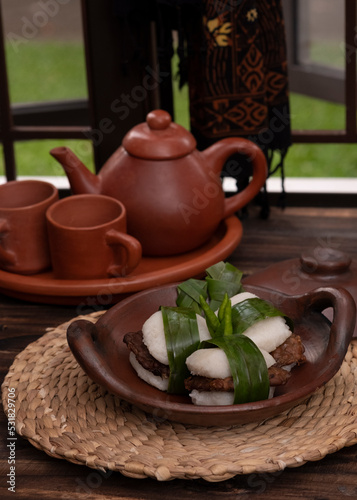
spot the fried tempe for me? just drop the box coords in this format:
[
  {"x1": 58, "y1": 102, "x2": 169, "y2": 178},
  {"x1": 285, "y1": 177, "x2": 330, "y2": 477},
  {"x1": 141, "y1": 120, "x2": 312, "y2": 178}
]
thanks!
[
  {"x1": 123, "y1": 330, "x2": 169, "y2": 378},
  {"x1": 184, "y1": 365, "x2": 291, "y2": 392},
  {"x1": 270, "y1": 333, "x2": 306, "y2": 367},
  {"x1": 123, "y1": 330, "x2": 306, "y2": 392}
]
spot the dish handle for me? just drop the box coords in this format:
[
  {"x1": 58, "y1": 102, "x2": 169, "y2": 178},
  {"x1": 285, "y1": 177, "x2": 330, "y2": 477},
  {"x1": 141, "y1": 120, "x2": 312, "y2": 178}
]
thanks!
[
  {"x1": 67, "y1": 319, "x2": 124, "y2": 393},
  {"x1": 245, "y1": 283, "x2": 356, "y2": 357},
  {"x1": 282, "y1": 286, "x2": 356, "y2": 357}
]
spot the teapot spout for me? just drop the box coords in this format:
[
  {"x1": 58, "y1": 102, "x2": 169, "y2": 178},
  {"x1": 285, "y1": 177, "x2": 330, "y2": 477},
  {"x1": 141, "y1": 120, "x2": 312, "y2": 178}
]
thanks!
[{"x1": 50, "y1": 147, "x2": 101, "y2": 195}]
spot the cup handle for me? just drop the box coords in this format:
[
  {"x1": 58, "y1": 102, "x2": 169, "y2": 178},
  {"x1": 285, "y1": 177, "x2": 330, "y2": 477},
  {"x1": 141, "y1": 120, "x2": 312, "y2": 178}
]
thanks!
[
  {"x1": 105, "y1": 229, "x2": 142, "y2": 277},
  {"x1": 0, "y1": 219, "x2": 16, "y2": 266}
]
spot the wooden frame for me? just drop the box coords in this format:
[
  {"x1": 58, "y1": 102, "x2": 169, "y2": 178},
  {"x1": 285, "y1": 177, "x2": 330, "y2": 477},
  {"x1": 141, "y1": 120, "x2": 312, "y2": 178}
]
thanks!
[
  {"x1": 0, "y1": 0, "x2": 356, "y2": 206},
  {"x1": 284, "y1": 0, "x2": 357, "y2": 144}
]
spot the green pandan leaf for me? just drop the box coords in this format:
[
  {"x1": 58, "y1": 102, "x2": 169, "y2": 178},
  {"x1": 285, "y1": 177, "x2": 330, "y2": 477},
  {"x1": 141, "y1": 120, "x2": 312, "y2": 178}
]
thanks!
[
  {"x1": 206, "y1": 261, "x2": 243, "y2": 283},
  {"x1": 201, "y1": 335, "x2": 269, "y2": 404},
  {"x1": 176, "y1": 278, "x2": 208, "y2": 315},
  {"x1": 205, "y1": 262, "x2": 244, "y2": 311},
  {"x1": 206, "y1": 278, "x2": 243, "y2": 312},
  {"x1": 161, "y1": 306, "x2": 201, "y2": 395},
  {"x1": 231, "y1": 298, "x2": 294, "y2": 335}
]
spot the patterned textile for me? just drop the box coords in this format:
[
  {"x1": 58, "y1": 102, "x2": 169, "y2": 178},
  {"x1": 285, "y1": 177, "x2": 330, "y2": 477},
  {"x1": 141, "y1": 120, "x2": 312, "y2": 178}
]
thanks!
[
  {"x1": 176, "y1": 0, "x2": 292, "y2": 215},
  {"x1": 115, "y1": 0, "x2": 292, "y2": 215}
]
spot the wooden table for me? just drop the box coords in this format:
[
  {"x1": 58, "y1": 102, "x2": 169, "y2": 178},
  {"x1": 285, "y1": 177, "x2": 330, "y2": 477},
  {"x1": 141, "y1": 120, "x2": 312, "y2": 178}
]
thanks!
[{"x1": 1, "y1": 206, "x2": 357, "y2": 500}]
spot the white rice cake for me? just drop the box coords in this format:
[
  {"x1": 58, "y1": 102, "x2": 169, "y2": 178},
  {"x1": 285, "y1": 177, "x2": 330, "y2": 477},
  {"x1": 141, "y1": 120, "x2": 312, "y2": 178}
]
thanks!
[
  {"x1": 186, "y1": 346, "x2": 276, "y2": 380},
  {"x1": 142, "y1": 310, "x2": 211, "y2": 365},
  {"x1": 229, "y1": 292, "x2": 292, "y2": 353},
  {"x1": 129, "y1": 352, "x2": 169, "y2": 391}
]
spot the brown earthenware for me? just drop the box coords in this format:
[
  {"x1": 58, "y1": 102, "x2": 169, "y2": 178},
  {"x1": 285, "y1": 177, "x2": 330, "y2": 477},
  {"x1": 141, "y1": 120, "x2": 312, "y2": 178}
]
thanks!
[
  {"x1": 0, "y1": 215, "x2": 242, "y2": 304},
  {"x1": 243, "y1": 247, "x2": 357, "y2": 337},
  {"x1": 50, "y1": 109, "x2": 267, "y2": 256},
  {"x1": 46, "y1": 194, "x2": 142, "y2": 279},
  {"x1": 67, "y1": 282, "x2": 355, "y2": 426},
  {"x1": 0, "y1": 180, "x2": 58, "y2": 275}
]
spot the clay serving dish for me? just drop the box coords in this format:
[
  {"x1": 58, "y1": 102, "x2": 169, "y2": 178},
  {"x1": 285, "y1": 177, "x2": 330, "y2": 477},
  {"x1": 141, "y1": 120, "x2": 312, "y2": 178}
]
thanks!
[{"x1": 67, "y1": 283, "x2": 356, "y2": 426}]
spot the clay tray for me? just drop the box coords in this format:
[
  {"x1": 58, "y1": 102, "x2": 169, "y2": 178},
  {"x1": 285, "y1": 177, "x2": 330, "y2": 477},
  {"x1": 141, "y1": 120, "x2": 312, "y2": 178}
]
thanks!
[
  {"x1": 0, "y1": 216, "x2": 241, "y2": 305},
  {"x1": 2, "y1": 310, "x2": 357, "y2": 482}
]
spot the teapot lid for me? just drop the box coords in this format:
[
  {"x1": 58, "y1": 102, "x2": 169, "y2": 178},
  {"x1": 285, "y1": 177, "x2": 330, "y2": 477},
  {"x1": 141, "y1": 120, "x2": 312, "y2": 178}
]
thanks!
[{"x1": 122, "y1": 109, "x2": 196, "y2": 160}]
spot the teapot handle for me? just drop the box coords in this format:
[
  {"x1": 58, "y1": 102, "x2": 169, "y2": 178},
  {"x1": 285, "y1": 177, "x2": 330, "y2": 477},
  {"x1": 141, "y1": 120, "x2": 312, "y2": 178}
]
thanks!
[{"x1": 202, "y1": 137, "x2": 268, "y2": 217}]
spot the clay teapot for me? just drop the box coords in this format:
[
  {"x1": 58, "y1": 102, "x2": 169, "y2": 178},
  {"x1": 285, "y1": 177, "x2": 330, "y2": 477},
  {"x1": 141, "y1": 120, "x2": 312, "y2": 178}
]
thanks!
[{"x1": 50, "y1": 109, "x2": 267, "y2": 256}]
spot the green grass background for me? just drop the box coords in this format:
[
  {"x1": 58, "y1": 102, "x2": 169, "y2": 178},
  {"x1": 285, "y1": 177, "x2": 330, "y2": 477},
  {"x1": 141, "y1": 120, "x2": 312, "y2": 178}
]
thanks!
[
  {"x1": 1, "y1": 41, "x2": 95, "y2": 176},
  {"x1": 1, "y1": 41, "x2": 356, "y2": 178}
]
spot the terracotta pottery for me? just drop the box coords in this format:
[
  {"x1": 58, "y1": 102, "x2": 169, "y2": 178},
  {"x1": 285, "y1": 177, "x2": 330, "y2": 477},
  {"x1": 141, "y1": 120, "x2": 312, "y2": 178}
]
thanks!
[
  {"x1": 46, "y1": 194, "x2": 142, "y2": 279},
  {"x1": 50, "y1": 109, "x2": 267, "y2": 256},
  {"x1": 0, "y1": 216, "x2": 241, "y2": 304},
  {"x1": 243, "y1": 247, "x2": 357, "y2": 337},
  {"x1": 0, "y1": 180, "x2": 58, "y2": 275},
  {"x1": 67, "y1": 282, "x2": 355, "y2": 426}
]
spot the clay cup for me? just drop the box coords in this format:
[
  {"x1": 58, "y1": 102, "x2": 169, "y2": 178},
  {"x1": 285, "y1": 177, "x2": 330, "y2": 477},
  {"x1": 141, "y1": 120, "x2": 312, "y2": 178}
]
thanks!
[
  {"x1": 0, "y1": 179, "x2": 59, "y2": 275},
  {"x1": 46, "y1": 194, "x2": 142, "y2": 279}
]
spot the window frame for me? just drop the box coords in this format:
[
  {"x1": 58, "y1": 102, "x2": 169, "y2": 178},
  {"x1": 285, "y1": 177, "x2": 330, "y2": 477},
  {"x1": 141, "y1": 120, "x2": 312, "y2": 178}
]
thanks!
[
  {"x1": 0, "y1": 0, "x2": 356, "y2": 207},
  {"x1": 283, "y1": 0, "x2": 357, "y2": 143}
]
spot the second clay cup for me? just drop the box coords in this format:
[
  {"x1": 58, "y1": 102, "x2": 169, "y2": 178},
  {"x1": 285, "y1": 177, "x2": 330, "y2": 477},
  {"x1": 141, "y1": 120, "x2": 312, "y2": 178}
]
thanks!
[{"x1": 46, "y1": 194, "x2": 142, "y2": 279}]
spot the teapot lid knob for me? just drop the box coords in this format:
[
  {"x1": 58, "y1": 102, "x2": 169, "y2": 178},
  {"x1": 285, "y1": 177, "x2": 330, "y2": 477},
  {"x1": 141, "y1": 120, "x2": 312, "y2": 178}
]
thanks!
[
  {"x1": 122, "y1": 109, "x2": 196, "y2": 160},
  {"x1": 146, "y1": 110, "x2": 171, "y2": 130}
]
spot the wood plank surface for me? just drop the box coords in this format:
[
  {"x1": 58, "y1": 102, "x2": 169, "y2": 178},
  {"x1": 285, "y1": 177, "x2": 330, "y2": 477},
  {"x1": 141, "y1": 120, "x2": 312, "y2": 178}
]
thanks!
[{"x1": 1, "y1": 206, "x2": 357, "y2": 500}]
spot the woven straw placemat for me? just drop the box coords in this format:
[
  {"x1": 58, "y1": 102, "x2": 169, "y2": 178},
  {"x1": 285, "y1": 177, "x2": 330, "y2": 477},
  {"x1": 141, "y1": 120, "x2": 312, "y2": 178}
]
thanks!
[{"x1": 2, "y1": 310, "x2": 357, "y2": 482}]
